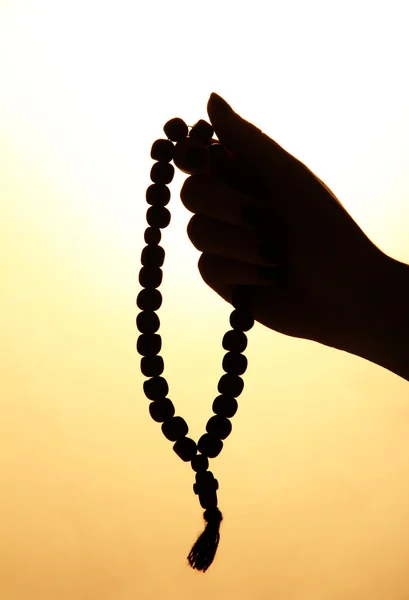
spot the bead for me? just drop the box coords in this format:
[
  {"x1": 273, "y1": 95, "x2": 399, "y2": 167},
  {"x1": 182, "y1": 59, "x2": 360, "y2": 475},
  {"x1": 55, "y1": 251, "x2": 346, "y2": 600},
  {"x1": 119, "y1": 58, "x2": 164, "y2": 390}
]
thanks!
[
  {"x1": 217, "y1": 374, "x2": 244, "y2": 397},
  {"x1": 146, "y1": 184, "x2": 170, "y2": 207},
  {"x1": 141, "y1": 245, "x2": 165, "y2": 268},
  {"x1": 186, "y1": 146, "x2": 207, "y2": 170},
  {"x1": 208, "y1": 143, "x2": 230, "y2": 174},
  {"x1": 194, "y1": 472, "x2": 219, "y2": 509},
  {"x1": 193, "y1": 471, "x2": 219, "y2": 509},
  {"x1": 198, "y1": 489, "x2": 218, "y2": 510},
  {"x1": 150, "y1": 161, "x2": 175, "y2": 185},
  {"x1": 231, "y1": 285, "x2": 255, "y2": 310},
  {"x1": 143, "y1": 376, "x2": 169, "y2": 400},
  {"x1": 173, "y1": 437, "x2": 197, "y2": 461},
  {"x1": 151, "y1": 138, "x2": 174, "y2": 162},
  {"x1": 204, "y1": 507, "x2": 222, "y2": 524},
  {"x1": 147, "y1": 206, "x2": 171, "y2": 229},
  {"x1": 161, "y1": 416, "x2": 189, "y2": 441},
  {"x1": 230, "y1": 308, "x2": 254, "y2": 332},
  {"x1": 206, "y1": 415, "x2": 232, "y2": 440},
  {"x1": 136, "y1": 118, "x2": 258, "y2": 523},
  {"x1": 189, "y1": 119, "x2": 214, "y2": 144},
  {"x1": 222, "y1": 351, "x2": 248, "y2": 375},
  {"x1": 139, "y1": 266, "x2": 163, "y2": 289},
  {"x1": 136, "y1": 311, "x2": 160, "y2": 334},
  {"x1": 144, "y1": 227, "x2": 161, "y2": 245},
  {"x1": 136, "y1": 288, "x2": 162, "y2": 311},
  {"x1": 141, "y1": 355, "x2": 164, "y2": 377},
  {"x1": 173, "y1": 137, "x2": 209, "y2": 175},
  {"x1": 194, "y1": 471, "x2": 218, "y2": 490},
  {"x1": 149, "y1": 398, "x2": 175, "y2": 422},
  {"x1": 212, "y1": 395, "x2": 238, "y2": 418},
  {"x1": 222, "y1": 329, "x2": 247, "y2": 353},
  {"x1": 136, "y1": 333, "x2": 161, "y2": 356},
  {"x1": 191, "y1": 454, "x2": 209, "y2": 472},
  {"x1": 198, "y1": 433, "x2": 223, "y2": 458},
  {"x1": 164, "y1": 118, "x2": 189, "y2": 142}
]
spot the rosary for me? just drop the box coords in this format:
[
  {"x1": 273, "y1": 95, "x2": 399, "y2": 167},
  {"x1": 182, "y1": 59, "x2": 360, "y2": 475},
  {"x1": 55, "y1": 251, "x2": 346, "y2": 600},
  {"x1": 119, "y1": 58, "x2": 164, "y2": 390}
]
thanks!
[{"x1": 136, "y1": 115, "x2": 255, "y2": 572}]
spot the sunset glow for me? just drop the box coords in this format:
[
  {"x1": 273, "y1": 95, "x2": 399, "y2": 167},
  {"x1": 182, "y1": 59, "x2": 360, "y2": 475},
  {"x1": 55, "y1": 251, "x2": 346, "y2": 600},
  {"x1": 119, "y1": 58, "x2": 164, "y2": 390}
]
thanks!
[{"x1": 1, "y1": 1, "x2": 409, "y2": 598}]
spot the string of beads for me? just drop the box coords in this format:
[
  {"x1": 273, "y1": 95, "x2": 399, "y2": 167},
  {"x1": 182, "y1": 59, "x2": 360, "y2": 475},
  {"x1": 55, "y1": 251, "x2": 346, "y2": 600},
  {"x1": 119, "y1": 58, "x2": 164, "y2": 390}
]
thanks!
[{"x1": 136, "y1": 115, "x2": 255, "y2": 572}]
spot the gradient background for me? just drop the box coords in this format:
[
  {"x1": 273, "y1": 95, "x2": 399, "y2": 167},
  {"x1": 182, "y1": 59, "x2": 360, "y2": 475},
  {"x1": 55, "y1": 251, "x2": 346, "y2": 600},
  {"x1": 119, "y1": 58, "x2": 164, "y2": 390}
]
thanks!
[{"x1": 1, "y1": 1, "x2": 409, "y2": 598}]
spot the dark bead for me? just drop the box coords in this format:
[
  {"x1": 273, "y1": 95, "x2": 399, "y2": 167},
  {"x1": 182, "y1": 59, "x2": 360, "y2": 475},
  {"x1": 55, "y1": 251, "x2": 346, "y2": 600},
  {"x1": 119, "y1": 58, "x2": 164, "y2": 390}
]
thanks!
[
  {"x1": 206, "y1": 415, "x2": 232, "y2": 440},
  {"x1": 193, "y1": 472, "x2": 219, "y2": 510},
  {"x1": 149, "y1": 398, "x2": 175, "y2": 422},
  {"x1": 231, "y1": 285, "x2": 255, "y2": 310},
  {"x1": 141, "y1": 245, "x2": 165, "y2": 268},
  {"x1": 143, "y1": 376, "x2": 169, "y2": 400},
  {"x1": 173, "y1": 437, "x2": 197, "y2": 462},
  {"x1": 197, "y1": 433, "x2": 223, "y2": 458},
  {"x1": 212, "y1": 395, "x2": 238, "y2": 418},
  {"x1": 208, "y1": 143, "x2": 230, "y2": 174},
  {"x1": 189, "y1": 119, "x2": 214, "y2": 144},
  {"x1": 164, "y1": 118, "x2": 189, "y2": 142},
  {"x1": 217, "y1": 374, "x2": 244, "y2": 397},
  {"x1": 141, "y1": 355, "x2": 164, "y2": 377},
  {"x1": 191, "y1": 454, "x2": 209, "y2": 472},
  {"x1": 136, "y1": 311, "x2": 160, "y2": 334},
  {"x1": 150, "y1": 138, "x2": 174, "y2": 162},
  {"x1": 193, "y1": 471, "x2": 219, "y2": 509},
  {"x1": 173, "y1": 137, "x2": 210, "y2": 175},
  {"x1": 204, "y1": 507, "x2": 222, "y2": 523},
  {"x1": 146, "y1": 184, "x2": 170, "y2": 207},
  {"x1": 161, "y1": 416, "x2": 189, "y2": 441},
  {"x1": 222, "y1": 329, "x2": 247, "y2": 353},
  {"x1": 136, "y1": 333, "x2": 161, "y2": 356},
  {"x1": 136, "y1": 288, "x2": 162, "y2": 311},
  {"x1": 147, "y1": 206, "x2": 171, "y2": 229},
  {"x1": 150, "y1": 162, "x2": 175, "y2": 185},
  {"x1": 185, "y1": 146, "x2": 207, "y2": 170},
  {"x1": 144, "y1": 227, "x2": 161, "y2": 245},
  {"x1": 198, "y1": 489, "x2": 218, "y2": 510},
  {"x1": 222, "y1": 351, "x2": 248, "y2": 375},
  {"x1": 194, "y1": 471, "x2": 218, "y2": 490},
  {"x1": 230, "y1": 308, "x2": 254, "y2": 332},
  {"x1": 139, "y1": 266, "x2": 163, "y2": 289}
]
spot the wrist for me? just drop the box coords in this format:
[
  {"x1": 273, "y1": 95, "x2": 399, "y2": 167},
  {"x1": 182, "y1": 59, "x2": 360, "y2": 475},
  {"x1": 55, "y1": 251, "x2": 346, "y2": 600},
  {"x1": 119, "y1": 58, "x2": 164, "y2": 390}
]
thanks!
[{"x1": 349, "y1": 252, "x2": 409, "y2": 381}]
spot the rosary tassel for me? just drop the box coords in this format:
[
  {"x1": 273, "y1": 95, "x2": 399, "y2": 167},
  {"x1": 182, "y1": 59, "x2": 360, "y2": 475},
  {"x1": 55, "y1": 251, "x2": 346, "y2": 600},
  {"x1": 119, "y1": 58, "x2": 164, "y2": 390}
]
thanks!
[{"x1": 187, "y1": 507, "x2": 223, "y2": 572}]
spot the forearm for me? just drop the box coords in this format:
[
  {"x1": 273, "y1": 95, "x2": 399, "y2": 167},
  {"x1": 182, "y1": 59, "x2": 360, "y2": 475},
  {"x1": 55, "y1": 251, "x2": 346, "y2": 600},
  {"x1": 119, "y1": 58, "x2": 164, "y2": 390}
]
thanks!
[{"x1": 347, "y1": 254, "x2": 409, "y2": 382}]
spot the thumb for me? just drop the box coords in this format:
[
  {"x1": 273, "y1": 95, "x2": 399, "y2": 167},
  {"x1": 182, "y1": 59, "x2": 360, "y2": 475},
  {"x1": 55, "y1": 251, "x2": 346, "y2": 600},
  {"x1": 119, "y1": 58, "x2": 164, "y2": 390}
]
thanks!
[{"x1": 207, "y1": 92, "x2": 290, "y2": 177}]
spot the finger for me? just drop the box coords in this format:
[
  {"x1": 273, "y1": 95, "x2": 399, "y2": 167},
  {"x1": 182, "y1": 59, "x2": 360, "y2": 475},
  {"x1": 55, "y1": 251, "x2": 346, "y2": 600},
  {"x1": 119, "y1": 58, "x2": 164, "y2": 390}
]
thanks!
[
  {"x1": 181, "y1": 171, "x2": 282, "y2": 242},
  {"x1": 187, "y1": 215, "x2": 282, "y2": 266},
  {"x1": 198, "y1": 254, "x2": 285, "y2": 289},
  {"x1": 180, "y1": 173, "x2": 253, "y2": 228},
  {"x1": 197, "y1": 253, "x2": 303, "y2": 339},
  {"x1": 207, "y1": 93, "x2": 294, "y2": 183},
  {"x1": 181, "y1": 172, "x2": 285, "y2": 242}
]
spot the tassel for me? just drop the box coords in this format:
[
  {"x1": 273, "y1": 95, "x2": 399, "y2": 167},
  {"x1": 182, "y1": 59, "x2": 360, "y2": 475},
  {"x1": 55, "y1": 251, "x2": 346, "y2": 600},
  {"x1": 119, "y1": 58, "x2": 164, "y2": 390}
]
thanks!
[{"x1": 187, "y1": 507, "x2": 223, "y2": 572}]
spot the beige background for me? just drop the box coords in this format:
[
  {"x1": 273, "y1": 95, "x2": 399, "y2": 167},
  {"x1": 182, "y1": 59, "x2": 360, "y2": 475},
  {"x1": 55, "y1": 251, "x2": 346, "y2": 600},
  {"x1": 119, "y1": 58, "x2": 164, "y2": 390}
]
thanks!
[{"x1": 1, "y1": 1, "x2": 409, "y2": 598}]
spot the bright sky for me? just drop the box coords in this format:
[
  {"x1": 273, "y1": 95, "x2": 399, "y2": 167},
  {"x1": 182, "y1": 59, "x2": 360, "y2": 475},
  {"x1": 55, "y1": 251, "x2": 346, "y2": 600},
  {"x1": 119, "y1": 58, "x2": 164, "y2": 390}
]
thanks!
[{"x1": 1, "y1": 1, "x2": 409, "y2": 598}]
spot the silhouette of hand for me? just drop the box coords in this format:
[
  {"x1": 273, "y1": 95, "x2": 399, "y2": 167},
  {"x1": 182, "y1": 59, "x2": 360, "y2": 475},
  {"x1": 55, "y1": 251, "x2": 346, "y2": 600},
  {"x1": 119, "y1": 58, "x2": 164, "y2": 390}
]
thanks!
[{"x1": 180, "y1": 93, "x2": 389, "y2": 354}]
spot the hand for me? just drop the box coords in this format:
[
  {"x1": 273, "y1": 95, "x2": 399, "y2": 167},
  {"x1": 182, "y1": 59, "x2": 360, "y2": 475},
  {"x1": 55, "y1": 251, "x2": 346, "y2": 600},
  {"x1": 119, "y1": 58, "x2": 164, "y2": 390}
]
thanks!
[{"x1": 180, "y1": 93, "x2": 391, "y2": 356}]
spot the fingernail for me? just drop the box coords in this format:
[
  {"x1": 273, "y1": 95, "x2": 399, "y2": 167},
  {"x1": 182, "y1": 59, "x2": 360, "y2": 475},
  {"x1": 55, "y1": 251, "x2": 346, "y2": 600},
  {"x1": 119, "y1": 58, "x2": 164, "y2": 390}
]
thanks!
[
  {"x1": 256, "y1": 265, "x2": 282, "y2": 282},
  {"x1": 210, "y1": 92, "x2": 233, "y2": 114},
  {"x1": 257, "y1": 241, "x2": 281, "y2": 265},
  {"x1": 241, "y1": 205, "x2": 264, "y2": 229}
]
